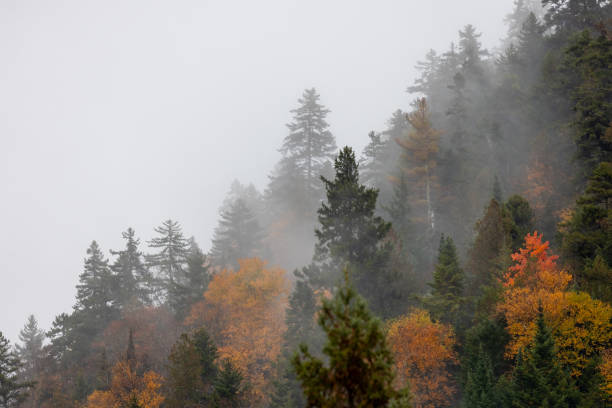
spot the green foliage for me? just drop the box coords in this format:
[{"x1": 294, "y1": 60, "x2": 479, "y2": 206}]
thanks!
[
  {"x1": 561, "y1": 162, "x2": 612, "y2": 301},
  {"x1": 462, "y1": 346, "x2": 499, "y2": 408},
  {"x1": 110, "y1": 228, "x2": 151, "y2": 309},
  {"x1": 15, "y1": 315, "x2": 44, "y2": 382},
  {"x1": 169, "y1": 238, "x2": 211, "y2": 320},
  {"x1": 213, "y1": 359, "x2": 244, "y2": 407},
  {"x1": 508, "y1": 308, "x2": 577, "y2": 408},
  {"x1": 0, "y1": 331, "x2": 32, "y2": 408},
  {"x1": 292, "y1": 272, "x2": 411, "y2": 407},
  {"x1": 210, "y1": 198, "x2": 264, "y2": 269},
  {"x1": 423, "y1": 235, "x2": 466, "y2": 327},
  {"x1": 504, "y1": 195, "x2": 535, "y2": 252}
]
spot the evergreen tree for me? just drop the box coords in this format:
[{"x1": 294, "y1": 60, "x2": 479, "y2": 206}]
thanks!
[
  {"x1": 384, "y1": 172, "x2": 411, "y2": 247},
  {"x1": 281, "y1": 88, "x2": 337, "y2": 199},
  {"x1": 146, "y1": 219, "x2": 189, "y2": 283},
  {"x1": 209, "y1": 198, "x2": 264, "y2": 269},
  {"x1": 212, "y1": 359, "x2": 243, "y2": 407},
  {"x1": 166, "y1": 328, "x2": 219, "y2": 408},
  {"x1": 110, "y1": 228, "x2": 150, "y2": 309},
  {"x1": 467, "y1": 199, "x2": 510, "y2": 296},
  {"x1": 508, "y1": 307, "x2": 576, "y2": 408},
  {"x1": 15, "y1": 315, "x2": 44, "y2": 382},
  {"x1": 543, "y1": 0, "x2": 612, "y2": 40},
  {"x1": 463, "y1": 346, "x2": 498, "y2": 408},
  {"x1": 458, "y1": 24, "x2": 489, "y2": 80},
  {"x1": 504, "y1": 195, "x2": 535, "y2": 252},
  {"x1": 315, "y1": 146, "x2": 404, "y2": 316},
  {"x1": 292, "y1": 271, "x2": 411, "y2": 407},
  {"x1": 168, "y1": 238, "x2": 211, "y2": 320},
  {"x1": 560, "y1": 162, "x2": 612, "y2": 302},
  {"x1": 563, "y1": 30, "x2": 612, "y2": 170},
  {"x1": 0, "y1": 332, "x2": 32, "y2": 408},
  {"x1": 422, "y1": 235, "x2": 466, "y2": 327}
]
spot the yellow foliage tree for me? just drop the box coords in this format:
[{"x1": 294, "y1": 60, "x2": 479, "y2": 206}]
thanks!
[
  {"x1": 186, "y1": 258, "x2": 289, "y2": 406},
  {"x1": 85, "y1": 361, "x2": 164, "y2": 408},
  {"x1": 387, "y1": 309, "x2": 457, "y2": 408},
  {"x1": 498, "y1": 232, "x2": 612, "y2": 376}
]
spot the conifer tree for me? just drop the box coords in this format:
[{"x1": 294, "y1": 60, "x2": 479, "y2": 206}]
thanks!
[
  {"x1": 504, "y1": 195, "x2": 535, "y2": 252},
  {"x1": 212, "y1": 359, "x2": 243, "y2": 406},
  {"x1": 168, "y1": 238, "x2": 211, "y2": 319},
  {"x1": 0, "y1": 332, "x2": 32, "y2": 408},
  {"x1": 281, "y1": 88, "x2": 337, "y2": 199},
  {"x1": 314, "y1": 146, "x2": 405, "y2": 316},
  {"x1": 422, "y1": 235, "x2": 465, "y2": 327},
  {"x1": 509, "y1": 307, "x2": 576, "y2": 408},
  {"x1": 292, "y1": 271, "x2": 411, "y2": 407},
  {"x1": 15, "y1": 315, "x2": 44, "y2": 382},
  {"x1": 146, "y1": 219, "x2": 189, "y2": 285},
  {"x1": 110, "y1": 228, "x2": 150, "y2": 309},
  {"x1": 560, "y1": 162, "x2": 612, "y2": 301},
  {"x1": 463, "y1": 346, "x2": 498, "y2": 408},
  {"x1": 209, "y1": 198, "x2": 264, "y2": 269}
]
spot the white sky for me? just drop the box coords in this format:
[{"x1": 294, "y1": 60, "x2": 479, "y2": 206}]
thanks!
[{"x1": 0, "y1": 0, "x2": 515, "y2": 343}]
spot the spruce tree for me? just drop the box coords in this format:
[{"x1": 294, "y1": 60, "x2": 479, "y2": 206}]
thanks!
[
  {"x1": 509, "y1": 307, "x2": 576, "y2": 408},
  {"x1": 0, "y1": 332, "x2": 32, "y2": 408},
  {"x1": 281, "y1": 88, "x2": 337, "y2": 199},
  {"x1": 314, "y1": 146, "x2": 405, "y2": 317},
  {"x1": 212, "y1": 359, "x2": 243, "y2": 406},
  {"x1": 168, "y1": 238, "x2": 211, "y2": 319},
  {"x1": 504, "y1": 195, "x2": 535, "y2": 252},
  {"x1": 560, "y1": 162, "x2": 612, "y2": 301},
  {"x1": 292, "y1": 271, "x2": 411, "y2": 407},
  {"x1": 209, "y1": 198, "x2": 264, "y2": 269},
  {"x1": 146, "y1": 219, "x2": 189, "y2": 304},
  {"x1": 422, "y1": 235, "x2": 466, "y2": 327},
  {"x1": 15, "y1": 315, "x2": 44, "y2": 382},
  {"x1": 463, "y1": 346, "x2": 498, "y2": 408},
  {"x1": 110, "y1": 228, "x2": 151, "y2": 309}
]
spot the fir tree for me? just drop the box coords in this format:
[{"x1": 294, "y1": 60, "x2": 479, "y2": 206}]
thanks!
[
  {"x1": 560, "y1": 162, "x2": 612, "y2": 301},
  {"x1": 168, "y1": 238, "x2": 211, "y2": 320},
  {"x1": 422, "y1": 235, "x2": 466, "y2": 327},
  {"x1": 146, "y1": 219, "x2": 189, "y2": 284},
  {"x1": 504, "y1": 195, "x2": 535, "y2": 252},
  {"x1": 110, "y1": 228, "x2": 150, "y2": 309},
  {"x1": 281, "y1": 88, "x2": 337, "y2": 199},
  {"x1": 15, "y1": 315, "x2": 44, "y2": 382},
  {"x1": 0, "y1": 332, "x2": 32, "y2": 408},
  {"x1": 209, "y1": 198, "x2": 264, "y2": 269},
  {"x1": 213, "y1": 359, "x2": 243, "y2": 407},
  {"x1": 292, "y1": 271, "x2": 411, "y2": 407},
  {"x1": 315, "y1": 146, "x2": 401, "y2": 316},
  {"x1": 463, "y1": 346, "x2": 498, "y2": 408},
  {"x1": 509, "y1": 307, "x2": 576, "y2": 408}
]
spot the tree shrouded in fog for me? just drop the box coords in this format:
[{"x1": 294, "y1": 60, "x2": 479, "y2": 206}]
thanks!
[
  {"x1": 0, "y1": 332, "x2": 32, "y2": 408},
  {"x1": 209, "y1": 198, "x2": 264, "y2": 269},
  {"x1": 110, "y1": 228, "x2": 151, "y2": 309},
  {"x1": 281, "y1": 88, "x2": 337, "y2": 200},
  {"x1": 15, "y1": 315, "x2": 44, "y2": 383}
]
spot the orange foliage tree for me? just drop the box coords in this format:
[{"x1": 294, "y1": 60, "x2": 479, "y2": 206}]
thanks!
[
  {"x1": 386, "y1": 309, "x2": 457, "y2": 408},
  {"x1": 86, "y1": 361, "x2": 164, "y2": 408},
  {"x1": 186, "y1": 258, "x2": 289, "y2": 406},
  {"x1": 498, "y1": 232, "x2": 612, "y2": 375}
]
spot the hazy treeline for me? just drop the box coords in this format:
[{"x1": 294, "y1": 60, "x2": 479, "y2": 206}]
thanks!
[{"x1": 1, "y1": 0, "x2": 611, "y2": 407}]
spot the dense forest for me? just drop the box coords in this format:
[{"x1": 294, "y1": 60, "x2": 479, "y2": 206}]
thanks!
[{"x1": 2, "y1": 0, "x2": 612, "y2": 407}]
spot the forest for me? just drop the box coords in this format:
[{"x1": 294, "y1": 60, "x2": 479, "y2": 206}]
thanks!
[{"x1": 1, "y1": 0, "x2": 612, "y2": 407}]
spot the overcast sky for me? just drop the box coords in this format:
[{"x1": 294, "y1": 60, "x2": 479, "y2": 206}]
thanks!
[{"x1": 0, "y1": 0, "x2": 514, "y2": 343}]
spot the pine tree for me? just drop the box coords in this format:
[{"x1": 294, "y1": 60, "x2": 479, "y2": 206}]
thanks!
[
  {"x1": 422, "y1": 235, "x2": 466, "y2": 327},
  {"x1": 463, "y1": 346, "x2": 499, "y2": 408},
  {"x1": 560, "y1": 162, "x2": 612, "y2": 301},
  {"x1": 212, "y1": 359, "x2": 243, "y2": 407},
  {"x1": 543, "y1": 0, "x2": 612, "y2": 40},
  {"x1": 458, "y1": 24, "x2": 489, "y2": 80},
  {"x1": 315, "y1": 146, "x2": 400, "y2": 316},
  {"x1": 467, "y1": 199, "x2": 510, "y2": 295},
  {"x1": 291, "y1": 271, "x2": 411, "y2": 407},
  {"x1": 0, "y1": 332, "x2": 32, "y2": 408},
  {"x1": 110, "y1": 228, "x2": 150, "y2": 309},
  {"x1": 146, "y1": 219, "x2": 189, "y2": 304},
  {"x1": 509, "y1": 307, "x2": 576, "y2": 408},
  {"x1": 504, "y1": 195, "x2": 535, "y2": 252},
  {"x1": 209, "y1": 198, "x2": 264, "y2": 269},
  {"x1": 15, "y1": 315, "x2": 44, "y2": 382},
  {"x1": 168, "y1": 238, "x2": 211, "y2": 319},
  {"x1": 281, "y1": 88, "x2": 337, "y2": 200}
]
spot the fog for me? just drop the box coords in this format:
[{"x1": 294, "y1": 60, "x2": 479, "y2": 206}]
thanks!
[{"x1": 0, "y1": 0, "x2": 513, "y2": 342}]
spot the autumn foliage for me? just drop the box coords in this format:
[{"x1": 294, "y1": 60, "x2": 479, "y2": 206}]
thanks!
[
  {"x1": 498, "y1": 232, "x2": 612, "y2": 375},
  {"x1": 86, "y1": 361, "x2": 164, "y2": 408},
  {"x1": 186, "y1": 258, "x2": 289, "y2": 405},
  {"x1": 387, "y1": 309, "x2": 457, "y2": 408}
]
